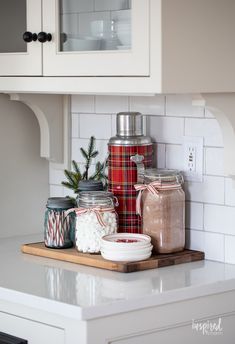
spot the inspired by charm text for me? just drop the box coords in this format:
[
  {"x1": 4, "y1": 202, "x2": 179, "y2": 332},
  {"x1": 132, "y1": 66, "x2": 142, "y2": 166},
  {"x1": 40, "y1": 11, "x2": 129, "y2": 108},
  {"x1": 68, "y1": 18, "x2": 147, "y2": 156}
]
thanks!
[{"x1": 192, "y1": 318, "x2": 223, "y2": 336}]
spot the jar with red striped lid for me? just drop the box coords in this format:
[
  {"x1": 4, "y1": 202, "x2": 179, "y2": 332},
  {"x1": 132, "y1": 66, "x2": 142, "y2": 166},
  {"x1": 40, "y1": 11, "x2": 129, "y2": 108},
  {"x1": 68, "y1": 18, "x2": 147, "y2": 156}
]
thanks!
[
  {"x1": 75, "y1": 191, "x2": 118, "y2": 253},
  {"x1": 135, "y1": 169, "x2": 185, "y2": 254}
]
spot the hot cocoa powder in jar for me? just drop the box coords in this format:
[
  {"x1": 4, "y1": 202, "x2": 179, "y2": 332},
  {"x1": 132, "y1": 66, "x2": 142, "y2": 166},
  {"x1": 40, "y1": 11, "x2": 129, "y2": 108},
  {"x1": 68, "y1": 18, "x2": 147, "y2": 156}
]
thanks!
[{"x1": 136, "y1": 169, "x2": 185, "y2": 254}]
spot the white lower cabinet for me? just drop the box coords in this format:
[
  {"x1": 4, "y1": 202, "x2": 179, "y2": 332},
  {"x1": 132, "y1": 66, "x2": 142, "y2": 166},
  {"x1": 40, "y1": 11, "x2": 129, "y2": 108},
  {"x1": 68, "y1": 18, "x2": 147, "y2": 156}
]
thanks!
[
  {"x1": 1, "y1": 290, "x2": 235, "y2": 344},
  {"x1": 0, "y1": 312, "x2": 64, "y2": 344}
]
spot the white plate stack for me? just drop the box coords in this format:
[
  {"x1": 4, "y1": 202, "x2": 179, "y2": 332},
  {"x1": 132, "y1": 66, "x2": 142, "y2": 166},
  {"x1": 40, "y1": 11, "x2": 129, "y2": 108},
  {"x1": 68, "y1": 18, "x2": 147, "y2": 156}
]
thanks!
[{"x1": 101, "y1": 233, "x2": 153, "y2": 262}]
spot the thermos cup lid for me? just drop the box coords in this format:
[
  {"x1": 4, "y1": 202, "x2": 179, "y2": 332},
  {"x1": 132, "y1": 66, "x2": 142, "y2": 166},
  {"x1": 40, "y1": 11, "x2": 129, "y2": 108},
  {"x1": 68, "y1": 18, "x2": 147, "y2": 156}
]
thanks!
[{"x1": 116, "y1": 112, "x2": 143, "y2": 137}]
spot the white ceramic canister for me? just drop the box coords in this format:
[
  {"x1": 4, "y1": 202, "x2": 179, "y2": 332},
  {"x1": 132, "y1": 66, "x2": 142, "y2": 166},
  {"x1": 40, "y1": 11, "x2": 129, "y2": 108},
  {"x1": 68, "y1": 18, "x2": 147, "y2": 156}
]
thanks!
[{"x1": 75, "y1": 191, "x2": 118, "y2": 253}]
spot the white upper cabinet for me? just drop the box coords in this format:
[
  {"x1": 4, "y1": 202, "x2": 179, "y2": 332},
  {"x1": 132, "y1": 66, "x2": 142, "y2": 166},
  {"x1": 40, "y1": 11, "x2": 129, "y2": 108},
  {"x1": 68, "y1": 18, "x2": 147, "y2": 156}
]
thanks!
[
  {"x1": 0, "y1": 0, "x2": 42, "y2": 76},
  {"x1": 43, "y1": 0, "x2": 149, "y2": 76},
  {"x1": 0, "y1": 0, "x2": 235, "y2": 93}
]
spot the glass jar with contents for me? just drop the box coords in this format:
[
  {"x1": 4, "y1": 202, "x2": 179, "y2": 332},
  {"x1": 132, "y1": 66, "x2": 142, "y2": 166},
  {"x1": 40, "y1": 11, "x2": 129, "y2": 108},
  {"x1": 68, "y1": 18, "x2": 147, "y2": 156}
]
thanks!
[
  {"x1": 75, "y1": 191, "x2": 118, "y2": 253},
  {"x1": 135, "y1": 169, "x2": 185, "y2": 254},
  {"x1": 44, "y1": 197, "x2": 76, "y2": 249}
]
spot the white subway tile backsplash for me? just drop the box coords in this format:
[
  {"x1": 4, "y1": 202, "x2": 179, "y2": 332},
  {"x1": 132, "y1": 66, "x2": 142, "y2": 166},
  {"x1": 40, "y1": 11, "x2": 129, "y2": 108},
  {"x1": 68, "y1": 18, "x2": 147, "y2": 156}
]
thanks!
[
  {"x1": 72, "y1": 138, "x2": 90, "y2": 162},
  {"x1": 156, "y1": 143, "x2": 165, "y2": 169},
  {"x1": 185, "y1": 229, "x2": 204, "y2": 251},
  {"x1": 95, "y1": 0, "x2": 129, "y2": 11},
  {"x1": 225, "y1": 235, "x2": 235, "y2": 264},
  {"x1": 205, "y1": 108, "x2": 215, "y2": 118},
  {"x1": 204, "y1": 232, "x2": 224, "y2": 262},
  {"x1": 50, "y1": 185, "x2": 64, "y2": 197},
  {"x1": 48, "y1": 94, "x2": 235, "y2": 264},
  {"x1": 72, "y1": 113, "x2": 79, "y2": 138},
  {"x1": 49, "y1": 167, "x2": 65, "y2": 185},
  {"x1": 205, "y1": 147, "x2": 224, "y2": 176},
  {"x1": 93, "y1": 139, "x2": 109, "y2": 163},
  {"x1": 95, "y1": 95, "x2": 129, "y2": 114},
  {"x1": 166, "y1": 95, "x2": 204, "y2": 117},
  {"x1": 72, "y1": 138, "x2": 108, "y2": 164},
  {"x1": 79, "y1": 114, "x2": 112, "y2": 139},
  {"x1": 184, "y1": 176, "x2": 224, "y2": 204},
  {"x1": 186, "y1": 202, "x2": 204, "y2": 230},
  {"x1": 185, "y1": 118, "x2": 223, "y2": 147},
  {"x1": 63, "y1": 187, "x2": 76, "y2": 198},
  {"x1": 130, "y1": 95, "x2": 165, "y2": 116},
  {"x1": 71, "y1": 95, "x2": 95, "y2": 113},
  {"x1": 60, "y1": 0, "x2": 94, "y2": 14},
  {"x1": 147, "y1": 116, "x2": 184, "y2": 144},
  {"x1": 204, "y1": 204, "x2": 235, "y2": 235},
  {"x1": 225, "y1": 178, "x2": 235, "y2": 206},
  {"x1": 111, "y1": 114, "x2": 117, "y2": 136},
  {"x1": 165, "y1": 144, "x2": 183, "y2": 170}
]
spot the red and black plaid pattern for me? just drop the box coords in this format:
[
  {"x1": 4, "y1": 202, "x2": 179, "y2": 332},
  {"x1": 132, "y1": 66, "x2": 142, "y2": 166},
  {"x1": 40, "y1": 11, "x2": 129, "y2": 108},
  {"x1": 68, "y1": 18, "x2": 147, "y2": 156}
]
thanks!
[{"x1": 108, "y1": 144, "x2": 153, "y2": 233}]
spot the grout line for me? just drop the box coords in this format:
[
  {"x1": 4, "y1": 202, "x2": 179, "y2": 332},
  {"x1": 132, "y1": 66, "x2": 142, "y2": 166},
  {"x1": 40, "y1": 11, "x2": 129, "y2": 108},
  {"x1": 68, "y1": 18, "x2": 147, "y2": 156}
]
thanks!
[
  {"x1": 163, "y1": 144, "x2": 166, "y2": 168},
  {"x1": 164, "y1": 95, "x2": 167, "y2": 116},
  {"x1": 77, "y1": 114, "x2": 80, "y2": 138},
  {"x1": 165, "y1": 143, "x2": 182, "y2": 147},
  {"x1": 223, "y1": 234, "x2": 226, "y2": 262},
  {"x1": 183, "y1": 117, "x2": 186, "y2": 136},
  {"x1": 202, "y1": 203, "x2": 205, "y2": 231},
  {"x1": 94, "y1": 95, "x2": 97, "y2": 113},
  {"x1": 185, "y1": 228, "x2": 204, "y2": 232},
  {"x1": 223, "y1": 175, "x2": 226, "y2": 206}
]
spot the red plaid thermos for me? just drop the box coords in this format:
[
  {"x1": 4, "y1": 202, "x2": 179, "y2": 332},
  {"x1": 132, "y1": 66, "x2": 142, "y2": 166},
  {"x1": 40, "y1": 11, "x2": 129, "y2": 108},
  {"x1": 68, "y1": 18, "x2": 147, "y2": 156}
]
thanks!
[{"x1": 108, "y1": 112, "x2": 153, "y2": 233}]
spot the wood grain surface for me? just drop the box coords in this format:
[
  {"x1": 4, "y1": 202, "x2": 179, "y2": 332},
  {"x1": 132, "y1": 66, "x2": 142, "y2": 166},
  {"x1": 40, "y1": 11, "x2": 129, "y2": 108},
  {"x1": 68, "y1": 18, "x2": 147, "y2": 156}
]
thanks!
[{"x1": 21, "y1": 242, "x2": 204, "y2": 273}]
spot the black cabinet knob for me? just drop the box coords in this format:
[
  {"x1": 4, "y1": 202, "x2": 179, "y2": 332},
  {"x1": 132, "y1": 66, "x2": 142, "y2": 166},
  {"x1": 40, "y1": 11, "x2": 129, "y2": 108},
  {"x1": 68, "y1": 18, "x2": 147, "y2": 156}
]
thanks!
[
  {"x1": 23, "y1": 31, "x2": 38, "y2": 43},
  {"x1": 37, "y1": 32, "x2": 52, "y2": 43}
]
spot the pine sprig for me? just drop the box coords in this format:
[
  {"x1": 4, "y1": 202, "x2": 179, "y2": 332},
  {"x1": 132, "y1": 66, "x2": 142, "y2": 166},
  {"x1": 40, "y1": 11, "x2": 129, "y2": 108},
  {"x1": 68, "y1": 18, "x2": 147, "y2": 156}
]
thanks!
[
  {"x1": 62, "y1": 136, "x2": 107, "y2": 193},
  {"x1": 81, "y1": 136, "x2": 97, "y2": 180},
  {"x1": 72, "y1": 160, "x2": 82, "y2": 178}
]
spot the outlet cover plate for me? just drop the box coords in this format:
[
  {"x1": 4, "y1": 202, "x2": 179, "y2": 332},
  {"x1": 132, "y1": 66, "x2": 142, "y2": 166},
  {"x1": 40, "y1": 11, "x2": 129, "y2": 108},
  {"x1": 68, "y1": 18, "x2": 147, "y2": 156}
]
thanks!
[{"x1": 183, "y1": 136, "x2": 203, "y2": 182}]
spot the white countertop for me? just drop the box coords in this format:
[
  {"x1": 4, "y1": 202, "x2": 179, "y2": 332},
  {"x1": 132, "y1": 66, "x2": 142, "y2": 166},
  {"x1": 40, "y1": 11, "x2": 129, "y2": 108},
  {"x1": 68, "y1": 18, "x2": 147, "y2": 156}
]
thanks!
[{"x1": 0, "y1": 234, "x2": 235, "y2": 321}]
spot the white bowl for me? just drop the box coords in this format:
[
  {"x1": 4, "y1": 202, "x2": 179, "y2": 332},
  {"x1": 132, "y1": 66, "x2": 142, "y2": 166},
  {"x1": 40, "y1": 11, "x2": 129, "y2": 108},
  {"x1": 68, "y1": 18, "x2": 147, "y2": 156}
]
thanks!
[
  {"x1": 101, "y1": 233, "x2": 151, "y2": 249},
  {"x1": 101, "y1": 242, "x2": 152, "y2": 252},
  {"x1": 63, "y1": 37, "x2": 101, "y2": 51},
  {"x1": 101, "y1": 250, "x2": 152, "y2": 262},
  {"x1": 102, "y1": 245, "x2": 153, "y2": 255}
]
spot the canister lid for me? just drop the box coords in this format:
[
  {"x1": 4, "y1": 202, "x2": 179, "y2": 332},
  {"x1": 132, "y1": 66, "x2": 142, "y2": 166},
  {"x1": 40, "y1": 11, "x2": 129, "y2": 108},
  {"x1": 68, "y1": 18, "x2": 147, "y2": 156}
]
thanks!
[
  {"x1": 116, "y1": 112, "x2": 143, "y2": 136},
  {"x1": 46, "y1": 197, "x2": 75, "y2": 209},
  {"x1": 144, "y1": 169, "x2": 184, "y2": 184},
  {"x1": 77, "y1": 191, "x2": 116, "y2": 207},
  {"x1": 78, "y1": 180, "x2": 104, "y2": 192}
]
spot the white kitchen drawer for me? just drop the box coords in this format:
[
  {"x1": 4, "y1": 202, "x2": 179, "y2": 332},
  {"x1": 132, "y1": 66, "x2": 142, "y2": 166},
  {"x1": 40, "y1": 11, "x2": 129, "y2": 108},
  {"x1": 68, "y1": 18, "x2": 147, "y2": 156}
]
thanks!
[{"x1": 0, "y1": 311, "x2": 64, "y2": 344}]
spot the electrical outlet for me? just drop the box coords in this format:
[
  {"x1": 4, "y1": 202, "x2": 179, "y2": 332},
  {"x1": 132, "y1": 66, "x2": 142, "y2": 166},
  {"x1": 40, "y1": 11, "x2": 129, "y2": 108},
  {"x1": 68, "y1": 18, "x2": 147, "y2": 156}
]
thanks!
[
  {"x1": 186, "y1": 145, "x2": 196, "y2": 172},
  {"x1": 183, "y1": 136, "x2": 203, "y2": 182}
]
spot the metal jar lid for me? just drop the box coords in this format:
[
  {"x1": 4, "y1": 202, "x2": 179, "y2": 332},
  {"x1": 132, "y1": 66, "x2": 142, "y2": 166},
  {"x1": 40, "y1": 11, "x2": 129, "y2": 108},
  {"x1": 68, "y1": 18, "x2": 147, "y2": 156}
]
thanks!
[
  {"x1": 78, "y1": 180, "x2": 104, "y2": 192},
  {"x1": 116, "y1": 112, "x2": 143, "y2": 136},
  {"x1": 144, "y1": 169, "x2": 184, "y2": 184},
  {"x1": 77, "y1": 191, "x2": 117, "y2": 208},
  {"x1": 46, "y1": 197, "x2": 75, "y2": 210}
]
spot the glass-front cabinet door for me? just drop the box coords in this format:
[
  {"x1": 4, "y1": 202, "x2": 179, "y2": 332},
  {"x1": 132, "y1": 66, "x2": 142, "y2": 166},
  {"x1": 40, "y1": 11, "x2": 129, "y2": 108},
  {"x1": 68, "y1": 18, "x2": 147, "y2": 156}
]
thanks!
[
  {"x1": 43, "y1": 0, "x2": 149, "y2": 76},
  {"x1": 0, "y1": 0, "x2": 42, "y2": 76}
]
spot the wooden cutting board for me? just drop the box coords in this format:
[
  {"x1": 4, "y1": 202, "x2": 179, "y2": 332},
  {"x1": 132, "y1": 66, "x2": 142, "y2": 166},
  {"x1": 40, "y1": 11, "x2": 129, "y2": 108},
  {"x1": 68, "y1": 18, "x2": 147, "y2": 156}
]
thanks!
[{"x1": 21, "y1": 242, "x2": 204, "y2": 273}]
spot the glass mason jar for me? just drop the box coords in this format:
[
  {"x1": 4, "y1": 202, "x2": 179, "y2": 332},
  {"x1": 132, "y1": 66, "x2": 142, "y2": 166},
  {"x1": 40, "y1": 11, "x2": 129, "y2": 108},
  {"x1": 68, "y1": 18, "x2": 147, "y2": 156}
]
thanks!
[
  {"x1": 140, "y1": 169, "x2": 185, "y2": 254},
  {"x1": 44, "y1": 197, "x2": 76, "y2": 249},
  {"x1": 75, "y1": 191, "x2": 118, "y2": 253}
]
